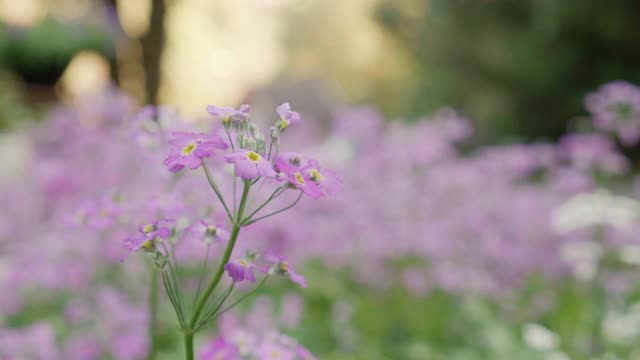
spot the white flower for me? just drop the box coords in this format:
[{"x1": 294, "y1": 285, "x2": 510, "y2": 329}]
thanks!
[
  {"x1": 522, "y1": 323, "x2": 559, "y2": 351},
  {"x1": 551, "y1": 189, "x2": 640, "y2": 233}
]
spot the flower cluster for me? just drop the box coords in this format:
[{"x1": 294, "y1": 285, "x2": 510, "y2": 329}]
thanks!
[
  {"x1": 585, "y1": 80, "x2": 640, "y2": 146},
  {"x1": 225, "y1": 252, "x2": 306, "y2": 288},
  {"x1": 200, "y1": 329, "x2": 316, "y2": 360},
  {"x1": 5, "y1": 82, "x2": 640, "y2": 359},
  {"x1": 118, "y1": 102, "x2": 336, "y2": 357}
]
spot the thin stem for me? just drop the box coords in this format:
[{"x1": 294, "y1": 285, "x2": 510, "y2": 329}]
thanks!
[
  {"x1": 162, "y1": 271, "x2": 186, "y2": 326},
  {"x1": 202, "y1": 162, "x2": 233, "y2": 222},
  {"x1": 161, "y1": 244, "x2": 184, "y2": 315},
  {"x1": 244, "y1": 187, "x2": 284, "y2": 221},
  {"x1": 192, "y1": 245, "x2": 211, "y2": 311},
  {"x1": 189, "y1": 181, "x2": 250, "y2": 329},
  {"x1": 225, "y1": 128, "x2": 235, "y2": 152},
  {"x1": 233, "y1": 172, "x2": 237, "y2": 214},
  {"x1": 243, "y1": 191, "x2": 303, "y2": 226},
  {"x1": 147, "y1": 267, "x2": 160, "y2": 360},
  {"x1": 184, "y1": 334, "x2": 194, "y2": 360},
  {"x1": 214, "y1": 276, "x2": 269, "y2": 319},
  {"x1": 267, "y1": 140, "x2": 274, "y2": 161},
  {"x1": 197, "y1": 283, "x2": 236, "y2": 329},
  {"x1": 250, "y1": 176, "x2": 262, "y2": 186}
]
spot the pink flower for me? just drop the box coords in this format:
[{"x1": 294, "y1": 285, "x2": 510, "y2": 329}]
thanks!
[
  {"x1": 302, "y1": 160, "x2": 341, "y2": 198},
  {"x1": 224, "y1": 258, "x2": 257, "y2": 283},
  {"x1": 199, "y1": 337, "x2": 239, "y2": 360},
  {"x1": 585, "y1": 81, "x2": 640, "y2": 146},
  {"x1": 265, "y1": 254, "x2": 306, "y2": 288},
  {"x1": 120, "y1": 220, "x2": 173, "y2": 261},
  {"x1": 163, "y1": 132, "x2": 228, "y2": 173},
  {"x1": 206, "y1": 104, "x2": 250, "y2": 127},
  {"x1": 225, "y1": 150, "x2": 277, "y2": 180},
  {"x1": 256, "y1": 342, "x2": 295, "y2": 360},
  {"x1": 275, "y1": 103, "x2": 301, "y2": 132},
  {"x1": 187, "y1": 220, "x2": 230, "y2": 245},
  {"x1": 275, "y1": 153, "x2": 323, "y2": 199}
]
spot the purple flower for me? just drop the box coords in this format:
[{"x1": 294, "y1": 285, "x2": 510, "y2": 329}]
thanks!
[
  {"x1": 138, "y1": 219, "x2": 173, "y2": 240},
  {"x1": 224, "y1": 258, "x2": 257, "y2": 283},
  {"x1": 120, "y1": 234, "x2": 151, "y2": 262},
  {"x1": 274, "y1": 153, "x2": 323, "y2": 198},
  {"x1": 256, "y1": 342, "x2": 295, "y2": 360},
  {"x1": 163, "y1": 132, "x2": 228, "y2": 173},
  {"x1": 187, "y1": 220, "x2": 230, "y2": 245},
  {"x1": 207, "y1": 104, "x2": 250, "y2": 127},
  {"x1": 120, "y1": 220, "x2": 173, "y2": 261},
  {"x1": 265, "y1": 254, "x2": 306, "y2": 288},
  {"x1": 585, "y1": 81, "x2": 640, "y2": 146},
  {"x1": 199, "y1": 337, "x2": 239, "y2": 360},
  {"x1": 225, "y1": 150, "x2": 277, "y2": 180},
  {"x1": 302, "y1": 160, "x2": 341, "y2": 198},
  {"x1": 275, "y1": 103, "x2": 301, "y2": 132}
]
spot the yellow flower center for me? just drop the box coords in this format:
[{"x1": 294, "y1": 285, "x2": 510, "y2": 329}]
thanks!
[
  {"x1": 142, "y1": 240, "x2": 153, "y2": 249},
  {"x1": 295, "y1": 172, "x2": 305, "y2": 184},
  {"x1": 182, "y1": 142, "x2": 196, "y2": 155},
  {"x1": 246, "y1": 151, "x2": 260, "y2": 162},
  {"x1": 309, "y1": 169, "x2": 323, "y2": 182},
  {"x1": 142, "y1": 224, "x2": 155, "y2": 233},
  {"x1": 279, "y1": 261, "x2": 289, "y2": 273},
  {"x1": 206, "y1": 225, "x2": 217, "y2": 233},
  {"x1": 239, "y1": 259, "x2": 248, "y2": 266},
  {"x1": 279, "y1": 119, "x2": 290, "y2": 131}
]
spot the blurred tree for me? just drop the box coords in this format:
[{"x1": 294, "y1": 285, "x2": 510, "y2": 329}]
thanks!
[
  {"x1": 374, "y1": 0, "x2": 640, "y2": 143},
  {"x1": 141, "y1": 0, "x2": 167, "y2": 106}
]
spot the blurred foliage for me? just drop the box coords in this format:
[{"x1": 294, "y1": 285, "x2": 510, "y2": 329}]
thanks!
[
  {"x1": 275, "y1": 263, "x2": 640, "y2": 360},
  {"x1": 0, "y1": 19, "x2": 113, "y2": 84},
  {"x1": 374, "y1": 0, "x2": 640, "y2": 143},
  {"x1": 0, "y1": 72, "x2": 34, "y2": 130},
  {"x1": 0, "y1": 19, "x2": 113, "y2": 130}
]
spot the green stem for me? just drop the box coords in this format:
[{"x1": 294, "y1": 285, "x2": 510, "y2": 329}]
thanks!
[
  {"x1": 244, "y1": 191, "x2": 303, "y2": 226},
  {"x1": 202, "y1": 162, "x2": 233, "y2": 222},
  {"x1": 244, "y1": 187, "x2": 283, "y2": 221},
  {"x1": 184, "y1": 333, "x2": 194, "y2": 360},
  {"x1": 196, "y1": 283, "x2": 236, "y2": 329},
  {"x1": 148, "y1": 267, "x2": 160, "y2": 360},
  {"x1": 192, "y1": 244, "x2": 211, "y2": 311},
  {"x1": 213, "y1": 276, "x2": 269, "y2": 320},
  {"x1": 184, "y1": 181, "x2": 251, "y2": 359}
]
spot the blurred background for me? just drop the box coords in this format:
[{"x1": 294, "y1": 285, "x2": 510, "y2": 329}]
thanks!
[
  {"x1": 2, "y1": 0, "x2": 639, "y2": 142},
  {"x1": 3, "y1": 1, "x2": 640, "y2": 359}
]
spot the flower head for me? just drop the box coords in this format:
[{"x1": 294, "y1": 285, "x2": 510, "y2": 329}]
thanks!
[
  {"x1": 207, "y1": 104, "x2": 250, "y2": 127},
  {"x1": 275, "y1": 154, "x2": 340, "y2": 199},
  {"x1": 265, "y1": 254, "x2": 306, "y2": 288},
  {"x1": 224, "y1": 257, "x2": 257, "y2": 283},
  {"x1": 275, "y1": 103, "x2": 301, "y2": 132},
  {"x1": 302, "y1": 160, "x2": 341, "y2": 197},
  {"x1": 163, "y1": 132, "x2": 228, "y2": 173},
  {"x1": 138, "y1": 219, "x2": 174, "y2": 240},
  {"x1": 187, "y1": 220, "x2": 230, "y2": 245},
  {"x1": 120, "y1": 219, "x2": 174, "y2": 261},
  {"x1": 273, "y1": 153, "x2": 320, "y2": 198},
  {"x1": 225, "y1": 149, "x2": 277, "y2": 180},
  {"x1": 120, "y1": 234, "x2": 151, "y2": 262}
]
